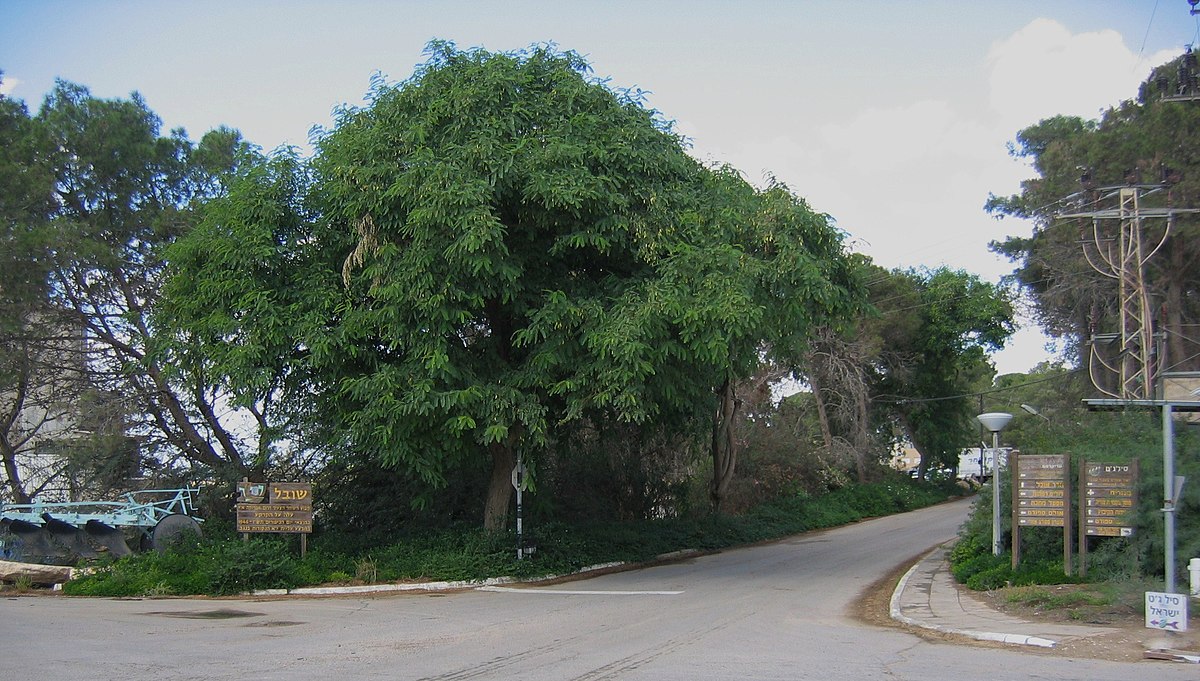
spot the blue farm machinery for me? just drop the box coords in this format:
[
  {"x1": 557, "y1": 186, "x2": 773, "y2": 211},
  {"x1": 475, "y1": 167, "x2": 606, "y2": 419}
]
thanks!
[{"x1": 0, "y1": 488, "x2": 203, "y2": 564}]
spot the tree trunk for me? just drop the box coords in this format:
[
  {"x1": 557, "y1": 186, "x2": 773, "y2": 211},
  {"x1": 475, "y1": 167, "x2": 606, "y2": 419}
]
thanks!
[
  {"x1": 483, "y1": 441, "x2": 515, "y2": 531},
  {"x1": 1, "y1": 440, "x2": 31, "y2": 504},
  {"x1": 710, "y1": 377, "x2": 739, "y2": 513},
  {"x1": 853, "y1": 386, "x2": 871, "y2": 483},
  {"x1": 0, "y1": 369, "x2": 32, "y2": 504},
  {"x1": 808, "y1": 370, "x2": 834, "y2": 450}
]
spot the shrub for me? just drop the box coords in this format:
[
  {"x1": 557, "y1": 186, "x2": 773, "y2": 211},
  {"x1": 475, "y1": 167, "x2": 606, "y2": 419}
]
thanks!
[
  {"x1": 966, "y1": 565, "x2": 1012, "y2": 591},
  {"x1": 65, "y1": 477, "x2": 956, "y2": 596},
  {"x1": 201, "y1": 538, "x2": 300, "y2": 595}
]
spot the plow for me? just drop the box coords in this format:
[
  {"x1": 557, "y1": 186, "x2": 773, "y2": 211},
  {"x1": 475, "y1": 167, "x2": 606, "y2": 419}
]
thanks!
[{"x1": 0, "y1": 488, "x2": 203, "y2": 565}]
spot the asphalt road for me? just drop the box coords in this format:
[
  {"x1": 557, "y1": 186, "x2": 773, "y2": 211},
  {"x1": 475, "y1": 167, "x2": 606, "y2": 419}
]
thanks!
[{"x1": 2, "y1": 497, "x2": 1192, "y2": 680}]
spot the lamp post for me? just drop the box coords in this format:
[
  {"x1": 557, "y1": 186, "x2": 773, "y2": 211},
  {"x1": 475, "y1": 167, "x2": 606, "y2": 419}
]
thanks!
[
  {"x1": 977, "y1": 412, "x2": 1013, "y2": 556},
  {"x1": 1020, "y1": 404, "x2": 1050, "y2": 422}
]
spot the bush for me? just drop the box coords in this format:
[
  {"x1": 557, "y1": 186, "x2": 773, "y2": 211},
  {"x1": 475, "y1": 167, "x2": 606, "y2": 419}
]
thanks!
[
  {"x1": 64, "y1": 536, "x2": 301, "y2": 597},
  {"x1": 201, "y1": 538, "x2": 300, "y2": 594},
  {"x1": 64, "y1": 477, "x2": 958, "y2": 596}
]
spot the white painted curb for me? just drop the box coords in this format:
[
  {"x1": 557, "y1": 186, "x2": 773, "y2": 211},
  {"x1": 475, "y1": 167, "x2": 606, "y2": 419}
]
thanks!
[{"x1": 248, "y1": 560, "x2": 635, "y2": 597}]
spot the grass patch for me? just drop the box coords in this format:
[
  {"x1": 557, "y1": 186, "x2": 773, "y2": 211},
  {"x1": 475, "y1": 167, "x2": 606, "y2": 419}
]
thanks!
[
  {"x1": 984, "y1": 581, "x2": 1153, "y2": 625},
  {"x1": 1004, "y1": 585, "x2": 1112, "y2": 609}
]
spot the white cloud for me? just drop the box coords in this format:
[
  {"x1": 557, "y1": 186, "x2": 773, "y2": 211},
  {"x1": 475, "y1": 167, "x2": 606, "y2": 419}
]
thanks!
[
  {"x1": 987, "y1": 18, "x2": 1179, "y2": 130},
  {"x1": 820, "y1": 100, "x2": 997, "y2": 172},
  {"x1": 0, "y1": 76, "x2": 21, "y2": 96}
]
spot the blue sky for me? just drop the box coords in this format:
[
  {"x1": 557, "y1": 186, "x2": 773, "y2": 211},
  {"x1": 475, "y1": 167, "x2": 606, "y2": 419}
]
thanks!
[{"x1": 3, "y1": 1, "x2": 1199, "y2": 374}]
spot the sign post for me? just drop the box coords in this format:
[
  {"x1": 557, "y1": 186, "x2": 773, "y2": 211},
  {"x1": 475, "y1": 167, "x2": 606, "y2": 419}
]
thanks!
[
  {"x1": 1012, "y1": 454, "x2": 1071, "y2": 573},
  {"x1": 511, "y1": 459, "x2": 529, "y2": 560}
]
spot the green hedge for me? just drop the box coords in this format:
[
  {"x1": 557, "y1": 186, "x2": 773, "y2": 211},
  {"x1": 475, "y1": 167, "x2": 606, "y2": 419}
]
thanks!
[{"x1": 64, "y1": 477, "x2": 962, "y2": 597}]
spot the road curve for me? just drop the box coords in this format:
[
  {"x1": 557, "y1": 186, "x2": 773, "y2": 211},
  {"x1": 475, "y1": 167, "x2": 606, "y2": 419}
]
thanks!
[{"x1": 2, "y1": 497, "x2": 1191, "y2": 680}]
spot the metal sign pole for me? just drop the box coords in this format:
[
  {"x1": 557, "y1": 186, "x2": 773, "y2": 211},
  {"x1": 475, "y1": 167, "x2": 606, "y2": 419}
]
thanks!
[
  {"x1": 1164, "y1": 403, "x2": 1176, "y2": 592},
  {"x1": 512, "y1": 457, "x2": 527, "y2": 560}
]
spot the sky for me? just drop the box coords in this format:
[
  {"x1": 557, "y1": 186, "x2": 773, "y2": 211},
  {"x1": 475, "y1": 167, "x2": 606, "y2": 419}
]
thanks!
[{"x1": 3, "y1": 1, "x2": 1199, "y2": 376}]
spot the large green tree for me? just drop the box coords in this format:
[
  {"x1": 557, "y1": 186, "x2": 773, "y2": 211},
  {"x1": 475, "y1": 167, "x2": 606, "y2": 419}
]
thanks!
[
  {"x1": 165, "y1": 42, "x2": 862, "y2": 527},
  {"x1": 0, "y1": 76, "x2": 67, "y2": 502},
  {"x1": 17, "y1": 81, "x2": 264, "y2": 490},
  {"x1": 802, "y1": 266, "x2": 1014, "y2": 480},
  {"x1": 154, "y1": 149, "x2": 323, "y2": 479}
]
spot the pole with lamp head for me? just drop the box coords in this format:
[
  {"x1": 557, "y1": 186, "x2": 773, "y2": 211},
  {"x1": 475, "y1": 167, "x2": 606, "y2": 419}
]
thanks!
[{"x1": 977, "y1": 412, "x2": 1013, "y2": 556}]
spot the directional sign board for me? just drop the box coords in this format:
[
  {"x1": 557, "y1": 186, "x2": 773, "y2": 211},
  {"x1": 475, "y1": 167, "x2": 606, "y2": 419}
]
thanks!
[
  {"x1": 1083, "y1": 462, "x2": 1137, "y2": 537},
  {"x1": 1016, "y1": 455, "x2": 1067, "y2": 527}
]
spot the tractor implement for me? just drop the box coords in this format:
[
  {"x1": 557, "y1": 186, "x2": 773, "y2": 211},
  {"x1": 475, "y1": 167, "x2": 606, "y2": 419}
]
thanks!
[{"x1": 0, "y1": 489, "x2": 202, "y2": 565}]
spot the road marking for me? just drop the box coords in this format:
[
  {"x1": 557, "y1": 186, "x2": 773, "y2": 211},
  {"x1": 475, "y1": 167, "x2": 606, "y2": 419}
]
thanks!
[{"x1": 478, "y1": 586, "x2": 683, "y2": 596}]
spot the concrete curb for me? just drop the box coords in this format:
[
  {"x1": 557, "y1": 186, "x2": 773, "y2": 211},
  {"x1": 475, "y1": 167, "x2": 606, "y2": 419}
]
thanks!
[
  {"x1": 247, "y1": 560, "x2": 632, "y2": 597},
  {"x1": 888, "y1": 546, "x2": 1056, "y2": 649}
]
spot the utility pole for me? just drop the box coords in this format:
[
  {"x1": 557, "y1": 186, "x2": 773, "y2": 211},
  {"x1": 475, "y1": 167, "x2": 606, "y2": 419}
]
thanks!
[{"x1": 1057, "y1": 47, "x2": 1200, "y2": 397}]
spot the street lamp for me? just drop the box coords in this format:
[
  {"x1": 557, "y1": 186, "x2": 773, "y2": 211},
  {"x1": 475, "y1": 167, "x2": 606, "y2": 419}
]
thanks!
[
  {"x1": 977, "y1": 412, "x2": 1013, "y2": 556},
  {"x1": 1020, "y1": 404, "x2": 1050, "y2": 422}
]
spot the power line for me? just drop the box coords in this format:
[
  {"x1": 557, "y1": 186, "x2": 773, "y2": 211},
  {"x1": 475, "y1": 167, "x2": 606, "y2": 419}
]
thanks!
[
  {"x1": 1139, "y1": 0, "x2": 1160, "y2": 62},
  {"x1": 878, "y1": 365, "x2": 1083, "y2": 406}
]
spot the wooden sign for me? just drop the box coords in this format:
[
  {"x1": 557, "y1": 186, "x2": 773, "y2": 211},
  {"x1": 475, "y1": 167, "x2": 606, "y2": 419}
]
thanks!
[
  {"x1": 1011, "y1": 453, "x2": 1071, "y2": 573},
  {"x1": 1079, "y1": 460, "x2": 1138, "y2": 577},
  {"x1": 236, "y1": 480, "x2": 313, "y2": 534},
  {"x1": 1015, "y1": 455, "x2": 1067, "y2": 527},
  {"x1": 1082, "y1": 462, "x2": 1137, "y2": 537}
]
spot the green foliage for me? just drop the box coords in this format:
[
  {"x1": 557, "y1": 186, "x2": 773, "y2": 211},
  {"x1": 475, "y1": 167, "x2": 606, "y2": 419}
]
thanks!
[
  {"x1": 950, "y1": 397, "x2": 1200, "y2": 588},
  {"x1": 64, "y1": 478, "x2": 956, "y2": 596},
  {"x1": 156, "y1": 149, "x2": 326, "y2": 476},
  {"x1": 312, "y1": 451, "x2": 490, "y2": 535},
  {"x1": 1004, "y1": 586, "x2": 1110, "y2": 609},
  {"x1": 950, "y1": 532, "x2": 1084, "y2": 591},
  {"x1": 203, "y1": 539, "x2": 302, "y2": 594},
  {"x1": 872, "y1": 267, "x2": 1014, "y2": 474},
  {"x1": 0, "y1": 77, "x2": 273, "y2": 502},
  {"x1": 64, "y1": 537, "x2": 301, "y2": 597}
]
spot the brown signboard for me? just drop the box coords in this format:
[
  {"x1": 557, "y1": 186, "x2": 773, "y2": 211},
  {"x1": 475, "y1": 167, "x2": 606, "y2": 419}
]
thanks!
[
  {"x1": 1015, "y1": 455, "x2": 1067, "y2": 528},
  {"x1": 1083, "y1": 462, "x2": 1137, "y2": 537},
  {"x1": 236, "y1": 480, "x2": 313, "y2": 534},
  {"x1": 1011, "y1": 453, "x2": 1073, "y2": 574}
]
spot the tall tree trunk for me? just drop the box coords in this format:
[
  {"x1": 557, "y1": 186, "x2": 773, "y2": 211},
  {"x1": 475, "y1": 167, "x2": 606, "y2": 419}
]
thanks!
[
  {"x1": 0, "y1": 368, "x2": 32, "y2": 504},
  {"x1": 483, "y1": 441, "x2": 515, "y2": 530},
  {"x1": 710, "y1": 376, "x2": 739, "y2": 512},
  {"x1": 853, "y1": 385, "x2": 871, "y2": 483},
  {"x1": 1, "y1": 440, "x2": 31, "y2": 504},
  {"x1": 808, "y1": 370, "x2": 834, "y2": 450}
]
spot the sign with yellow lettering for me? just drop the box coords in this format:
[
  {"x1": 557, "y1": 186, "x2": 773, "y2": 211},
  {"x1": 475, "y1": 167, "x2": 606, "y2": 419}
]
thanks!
[
  {"x1": 1083, "y1": 463, "x2": 1136, "y2": 537},
  {"x1": 1016, "y1": 455, "x2": 1067, "y2": 527},
  {"x1": 236, "y1": 479, "x2": 313, "y2": 534}
]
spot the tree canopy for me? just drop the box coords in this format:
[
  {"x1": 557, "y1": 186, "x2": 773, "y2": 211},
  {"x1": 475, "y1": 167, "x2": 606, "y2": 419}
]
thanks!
[
  {"x1": 804, "y1": 265, "x2": 1014, "y2": 479},
  {"x1": 0, "y1": 77, "x2": 271, "y2": 506},
  {"x1": 163, "y1": 42, "x2": 864, "y2": 526}
]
